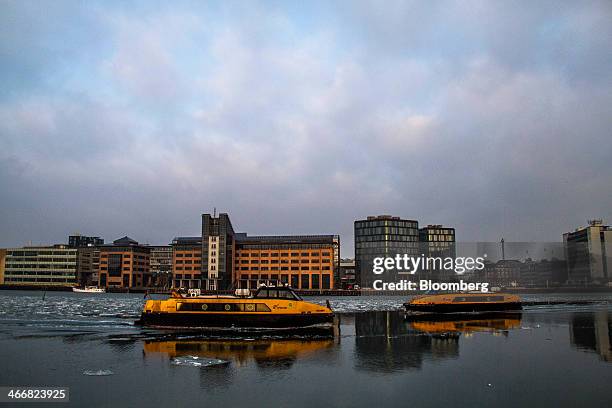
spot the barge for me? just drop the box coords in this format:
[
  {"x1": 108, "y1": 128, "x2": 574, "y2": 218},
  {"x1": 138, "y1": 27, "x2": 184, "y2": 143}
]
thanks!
[
  {"x1": 404, "y1": 292, "x2": 522, "y2": 314},
  {"x1": 136, "y1": 285, "x2": 334, "y2": 330}
]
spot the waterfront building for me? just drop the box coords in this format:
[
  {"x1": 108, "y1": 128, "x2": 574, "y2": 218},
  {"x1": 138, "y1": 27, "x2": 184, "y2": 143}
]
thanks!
[
  {"x1": 68, "y1": 234, "x2": 104, "y2": 286},
  {"x1": 3, "y1": 245, "x2": 78, "y2": 286},
  {"x1": 171, "y1": 236, "x2": 202, "y2": 289},
  {"x1": 418, "y1": 225, "x2": 456, "y2": 280},
  {"x1": 0, "y1": 249, "x2": 6, "y2": 284},
  {"x1": 75, "y1": 247, "x2": 99, "y2": 286},
  {"x1": 234, "y1": 234, "x2": 340, "y2": 290},
  {"x1": 201, "y1": 213, "x2": 236, "y2": 291},
  {"x1": 98, "y1": 237, "x2": 151, "y2": 289},
  {"x1": 484, "y1": 259, "x2": 522, "y2": 287},
  {"x1": 519, "y1": 258, "x2": 567, "y2": 287},
  {"x1": 339, "y1": 258, "x2": 357, "y2": 289},
  {"x1": 355, "y1": 215, "x2": 419, "y2": 288},
  {"x1": 418, "y1": 225, "x2": 456, "y2": 256},
  {"x1": 170, "y1": 212, "x2": 341, "y2": 290},
  {"x1": 564, "y1": 219, "x2": 612, "y2": 284},
  {"x1": 148, "y1": 245, "x2": 173, "y2": 288}
]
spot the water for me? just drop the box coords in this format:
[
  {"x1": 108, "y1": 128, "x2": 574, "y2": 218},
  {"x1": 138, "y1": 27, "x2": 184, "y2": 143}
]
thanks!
[{"x1": 0, "y1": 291, "x2": 610, "y2": 407}]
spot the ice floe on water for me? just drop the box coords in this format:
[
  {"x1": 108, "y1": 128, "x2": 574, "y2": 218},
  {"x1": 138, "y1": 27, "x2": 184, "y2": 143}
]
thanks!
[
  {"x1": 83, "y1": 369, "x2": 114, "y2": 376},
  {"x1": 309, "y1": 296, "x2": 405, "y2": 312},
  {"x1": 171, "y1": 356, "x2": 230, "y2": 368}
]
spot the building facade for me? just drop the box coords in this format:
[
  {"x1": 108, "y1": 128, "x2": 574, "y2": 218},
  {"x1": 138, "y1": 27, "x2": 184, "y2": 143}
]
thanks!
[
  {"x1": 418, "y1": 225, "x2": 456, "y2": 280},
  {"x1": 75, "y1": 247, "x2": 100, "y2": 286},
  {"x1": 339, "y1": 258, "x2": 357, "y2": 289},
  {"x1": 68, "y1": 234, "x2": 104, "y2": 286},
  {"x1": 564, "y1": 219, "x2": 612, "y2": 284},
  {"x1": 418, "y1": 225, "x2": 456, "y2": 256},
  {"x1": 68, "y1": 235, "x2": 104, "y2": 248},
  {"x1": 0, "y1": 249, "x2": 6, "y2": 284},
  {"x1": 98, "y1": 237, "x2": 151, "y2": 289},
  {"x1": 3, "y1": 245, "x2": 78, "y2": 286},
  {"x1": 520, "y1": 258, "x2": 567, "y2": 287},
  {"x1": 171, "y1": 237, "x2": 202, "y2": 289},
  {"x1": 355, "y1": 215, "x2": 419, "y2": 288},
  {"x1": 234, "y1": 234, "x2": 340, "y2": 290},
  {"x1": 149, "y1": 245, "x2": 173, "y2": 288},
  {"x1": 201, "y1": 213, "x2": 236, "y2": 291},
  {"x1": 170, "y1": 212, "x2": 341, "y2": 290},
  {"x1": 484, "y1": 259, "x2": 522, "y2": 287}
]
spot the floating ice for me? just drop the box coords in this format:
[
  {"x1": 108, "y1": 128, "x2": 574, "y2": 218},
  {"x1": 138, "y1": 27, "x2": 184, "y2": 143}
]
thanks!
[
  {"x1": 171, "y1": 356, "x2": 230, "y2": 368},
  {"x1": 83, "y1": 369, "x2": 114, "y2": 376}
]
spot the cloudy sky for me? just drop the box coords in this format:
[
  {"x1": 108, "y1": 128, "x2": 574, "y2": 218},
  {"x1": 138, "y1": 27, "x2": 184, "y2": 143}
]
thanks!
[{"x1": 1, "y1": 0, "x2": 611, "y2": 255}]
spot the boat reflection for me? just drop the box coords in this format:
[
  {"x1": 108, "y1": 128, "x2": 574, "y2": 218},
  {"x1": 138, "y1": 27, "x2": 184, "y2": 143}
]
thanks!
[
  {"x1": 143, "y1": 337, "x2": 335, "y2": 368},
  {"x1": 406, "y1": 313, "x2": 522, "y2": 336}
]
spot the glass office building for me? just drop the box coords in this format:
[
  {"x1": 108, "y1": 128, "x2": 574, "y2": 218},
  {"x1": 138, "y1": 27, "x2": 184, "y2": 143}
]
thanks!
[{"x1": 355, "y1": 215, "x2": 419, "y2": 287}]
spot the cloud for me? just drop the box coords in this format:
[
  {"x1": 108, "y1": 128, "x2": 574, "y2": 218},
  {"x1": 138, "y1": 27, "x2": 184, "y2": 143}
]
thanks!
[{"x1": 0, "y1": 1, "x2": 611, "y2": 255}]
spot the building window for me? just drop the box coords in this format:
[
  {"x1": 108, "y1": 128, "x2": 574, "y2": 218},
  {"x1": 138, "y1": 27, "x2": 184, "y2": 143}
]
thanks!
[
  {"x1": 301, "y1": 275, "x2": 310, "y2": 289},
  {"x1": 312, "y1": 274, "x2": 320, "y2": 289},
  {"x1": 322, "y1": 274, "x2": 330, "y2": 289}
]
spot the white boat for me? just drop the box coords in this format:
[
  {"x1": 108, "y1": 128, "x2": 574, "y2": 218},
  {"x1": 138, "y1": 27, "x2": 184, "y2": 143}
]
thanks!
[{"x1": 72, "y1": 286, "x2": 106, "y2": 293}]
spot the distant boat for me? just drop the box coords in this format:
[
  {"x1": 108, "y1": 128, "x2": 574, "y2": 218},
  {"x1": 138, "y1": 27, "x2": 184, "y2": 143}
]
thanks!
[
  {"x1": 404, "y1": 292, "x2": 521, "y2": 314},
  {"x1": 72, "y1": 286, "x2": 106, "y2": 293}
]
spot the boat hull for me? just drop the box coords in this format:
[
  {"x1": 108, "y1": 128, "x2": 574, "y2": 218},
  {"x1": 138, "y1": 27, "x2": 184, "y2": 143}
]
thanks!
[
  {"x1": 137, "y1": 312, "x2": 334, "y2": 329},
  {"x1": 405, "y1": 302, "x2": 522, "y2": 313}
]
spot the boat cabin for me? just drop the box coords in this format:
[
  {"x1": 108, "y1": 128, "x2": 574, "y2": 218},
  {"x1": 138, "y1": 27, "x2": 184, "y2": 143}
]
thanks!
[{"x1": 252, "y1": 286, "x2": 303, "y2": 301}]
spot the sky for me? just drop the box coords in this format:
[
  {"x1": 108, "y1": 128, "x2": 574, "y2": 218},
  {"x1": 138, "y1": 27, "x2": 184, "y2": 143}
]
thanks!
[{"x1": 1, "y1": 0, "x2": 611, "y2": 255}]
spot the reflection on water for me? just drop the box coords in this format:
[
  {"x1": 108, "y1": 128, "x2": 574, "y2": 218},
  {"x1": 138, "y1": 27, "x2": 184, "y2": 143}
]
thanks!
[
  {"x1": 354, "y1": 311, "x2": 461, "y2": 372},
  {"x1": 353, "y1": 312, "x2": 522, "y2": 373},
  {"x1": 407, "y1": 314, "x2": 522, "y2": 335},
  {"x1": 570, "y1": 310, "x2": 612, "y2": 362},
  {"x1": 144, "y1": 337, "x2": 335, "y2": 369},
  {"x1": 1, "y1": 291, "x2": 612, "y2": 407}
]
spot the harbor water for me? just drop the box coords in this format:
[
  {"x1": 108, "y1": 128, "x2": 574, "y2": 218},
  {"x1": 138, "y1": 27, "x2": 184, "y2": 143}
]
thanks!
[{"x1": 0, "y1": 291, "x2": 610, "y2": 407}]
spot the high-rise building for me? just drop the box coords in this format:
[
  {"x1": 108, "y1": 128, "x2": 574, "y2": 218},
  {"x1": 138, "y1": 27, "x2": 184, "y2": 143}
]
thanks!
[
  {"x1": 201, "y1": 213, "x2": 236, "y2": 290},
  {"x1": 564, "y1": 219, "x2": 612, "y2": 284},
  {"x1": 234, "y1": 234, "x2": 340, "y2": 290},
  {"x1": 419, "y1": 225, "x2": 456, "y2": 256},
  {"x1": 171, "y1": 237, "x2": 202, "y2": 289},
  {"x1": 3, "y1": 245, "x2": 78, "y2": 286},
  {"x1": 98, "y1": 237, "x2": 151, "y2": 289},
  {"x1": 419, "y1": 225, "x2": 456, "y2": 280},
  {"x1": 355, "y1": 215, "x2": 419, "y2": 288}
]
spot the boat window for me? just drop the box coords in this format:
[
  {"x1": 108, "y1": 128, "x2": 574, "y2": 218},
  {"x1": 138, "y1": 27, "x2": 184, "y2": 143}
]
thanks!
[
  {"x1": 453, "y1": 296, "x2": 506, "y2": 302},
  {"x1": 256, "y1": 303, "x2": 271, "y2": 312},
  {"x1": 253, "y1": 287, "x2": 300, "y2": 300}
]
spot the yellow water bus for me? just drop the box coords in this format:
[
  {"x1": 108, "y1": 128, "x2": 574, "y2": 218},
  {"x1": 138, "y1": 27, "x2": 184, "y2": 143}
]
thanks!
[
  {"x1": 136, "y1": 285, "x2": 334, "y2": 329},
  {"x1": 404, "y1": 292, "x2": 522, "y2": 314}
]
